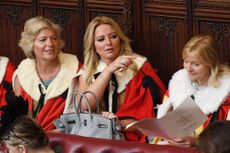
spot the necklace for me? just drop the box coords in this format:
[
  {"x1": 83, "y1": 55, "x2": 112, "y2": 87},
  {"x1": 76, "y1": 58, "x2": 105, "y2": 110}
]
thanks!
[{"x1": 36, "y1": 65, "x2": 60, "y2": 88}]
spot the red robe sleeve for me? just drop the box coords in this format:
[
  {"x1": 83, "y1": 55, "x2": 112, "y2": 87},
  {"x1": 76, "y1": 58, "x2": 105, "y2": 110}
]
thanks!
[
  {"x1": 18, "y1": 63, "x2": 81, "y2": 131},
  {"x1": 0, "y1": 61, "x2": 15, "y2": 107},
  {"x1": 4, "y1": 61, "x2": 16, "y2": 83},
  {"x1": 116, "y1": 62, "x2": 166, "y2": 142},
  {"x1": 36, "y1": 95, "x2": 66, "y2": 131},
  {"x1": 203, "y1": 95, "x2": 230, "y2": 128},
  {"x1": 20, "y1": 88, "x2": 66, "y2": 131},
  {"x1": 36, "y1": 62, "x2": 83, "y2": 131}
]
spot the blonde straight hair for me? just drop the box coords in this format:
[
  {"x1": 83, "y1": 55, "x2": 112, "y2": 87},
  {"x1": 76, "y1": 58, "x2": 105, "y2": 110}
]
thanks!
[
  {"x1": 182, "y1": 35, "x2": 230, "y2": 87},
  {"x1": 83, "y1": 16, "x2": 132, "y2": 85}
]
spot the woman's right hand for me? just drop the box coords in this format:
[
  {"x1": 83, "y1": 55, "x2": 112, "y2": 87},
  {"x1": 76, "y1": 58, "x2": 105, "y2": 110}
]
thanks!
[
  {"x1": 105, "y1": 55, "x2": 136, "y2": 74},
  {"x1": 101, "y1": 111, "x2": 118, "y2": 119}
]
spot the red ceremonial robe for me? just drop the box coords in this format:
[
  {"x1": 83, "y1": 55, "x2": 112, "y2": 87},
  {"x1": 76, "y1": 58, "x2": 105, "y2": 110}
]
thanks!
[
  {"x1": 64, "y1": 53, "x2": 166, "y2": 142},
  {"x1": 116, "y1": 61, "x2": 166, "y2": 142},
  {"x1": 13, "y1": 53, "x2": 80, "y2": 131},
  {"x1": 158, "y1": 69, "x2": 230, "y2": 135},
  {"x1": 0, "y1": 57, "x2": 15, "y2": 107},
  {"x1": 203, "y1": 96, "x2": 230, "y2": 128}
]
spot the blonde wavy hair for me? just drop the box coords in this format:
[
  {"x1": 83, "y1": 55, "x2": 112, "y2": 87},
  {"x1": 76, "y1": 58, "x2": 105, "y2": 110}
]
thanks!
[
  {"x1": 18, "y1": 16, "x2": 65, "y2": 59},
  {"x1": 84, "y1": 16, "x2": 133, "y2": 85},
  {"x1": 182, "y1": 35, "x2": 230, "y2": 87}
]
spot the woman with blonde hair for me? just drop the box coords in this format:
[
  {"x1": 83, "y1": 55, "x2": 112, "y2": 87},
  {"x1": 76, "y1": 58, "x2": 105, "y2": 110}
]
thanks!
[
  {"x1": 64, "y1": 16, "x2": 166, "y2": 142},
  {"x1": 157, "y1": 35, "x2": 230, "y2": 147},
  {"x1": 13, "y1": 16, "x2": 80, "y2": 131}
]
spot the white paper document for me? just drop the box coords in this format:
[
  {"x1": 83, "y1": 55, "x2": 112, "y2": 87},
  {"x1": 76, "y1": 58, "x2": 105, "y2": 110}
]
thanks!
[
  {"x1": 126, "y1": 96, "x2": 208, "y2": 140},
  {"x1": 227, "y1": 109, "x2": 230, "y2": 121}
]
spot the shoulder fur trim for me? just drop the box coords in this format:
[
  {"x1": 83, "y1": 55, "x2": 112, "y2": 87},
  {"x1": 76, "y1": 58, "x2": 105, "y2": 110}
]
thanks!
[
  {"x1": 14, "y1": 53, "x2": 79, "y2": 101},
  {"x1": 115, "y1": 53, "x2": 146, "y2": 93},
  {"x1": 0, "y1": 57, "x2": 9, "y2": 83},
  {"x1": 168, "y1": 69, "x2": 196, "y2": 108},
  {"x1": 168, "y1": 69, "x2": 230, "y2": 115}
]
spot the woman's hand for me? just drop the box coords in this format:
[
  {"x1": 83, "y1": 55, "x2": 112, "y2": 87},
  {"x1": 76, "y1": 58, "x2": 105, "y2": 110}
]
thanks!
[
  {"x1": 101, "y1": 111, "x2": 117, "y2": 119},
  {"x1": 171, "y1": 136, "x2": 197, "y2": 147},
  {"x1": 101, "y1": 112, "x2": 137, "y2": 132},
  {"x1": 105, "y1": 55, "x2": 136, "y2": 74}
]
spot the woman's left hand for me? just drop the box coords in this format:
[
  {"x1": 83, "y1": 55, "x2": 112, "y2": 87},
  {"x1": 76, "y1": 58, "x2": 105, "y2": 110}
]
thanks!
[
  {"x1": 171, "y1": 136, "x2": 197, "y2": 147},
  {"x1": 101, "y1": 111, "x2": 117, "y2": 119},
  {"x1": 105, "y1": 55, "x2": 136, "y2": 74}
]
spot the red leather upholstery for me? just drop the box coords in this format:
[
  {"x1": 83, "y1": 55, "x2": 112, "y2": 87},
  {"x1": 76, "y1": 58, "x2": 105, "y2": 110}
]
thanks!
[
  {"x1": 0, "y1": 145, "x2": 7, "y2": 153},
  {"x1": 48, "y1": 132, "x2": 198, "y2": 153}
]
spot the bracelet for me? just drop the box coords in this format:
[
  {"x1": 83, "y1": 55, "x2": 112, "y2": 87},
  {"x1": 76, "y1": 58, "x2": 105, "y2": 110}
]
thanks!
[
  {"x1": 100, "y1": 73, "x2": 106, "y2": 81},
  {"x1": 100, "y1": 73, "x2": 111, "y2": 82}
]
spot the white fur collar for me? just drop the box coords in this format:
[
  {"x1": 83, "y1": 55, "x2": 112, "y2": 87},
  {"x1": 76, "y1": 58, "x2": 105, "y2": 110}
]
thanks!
[
  {"x1": 169, "y1": 69, "x2": 230, "y2": 115},
  {"x1": 14, "y1": 53, "x2": 79, "y2": 101},
  {"x1": 0, "y1": 56, "x2": 9, "y2": 83},
  {"x1": 94, "y1": 53, "x2": 146, "y2": 93}
]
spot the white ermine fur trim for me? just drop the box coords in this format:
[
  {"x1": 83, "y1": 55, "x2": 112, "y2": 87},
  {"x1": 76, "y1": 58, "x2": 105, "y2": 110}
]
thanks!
[
  {"x1": 0, "y1": 57, "x2": 9, "y2": 83},
  {"x1": 14, "y1": 53, "x2": 79, "y2": 102},
  {"x1": 168, "y1": 69, "x2": 230, "y2": 115}
]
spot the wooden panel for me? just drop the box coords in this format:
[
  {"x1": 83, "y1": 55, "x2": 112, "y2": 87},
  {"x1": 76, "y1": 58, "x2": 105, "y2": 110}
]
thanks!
[
  {"x1": 144, "y1": 0, "x2": 186, "y2": 16},
  {"x1": 0, "y1": 0, "x2": 33, "y2": 65},
  {"x1": 37, "y1": 0, "x2": 83, "y2": 62},
  {"x1": 0, "y1": 0, "x2": 31, "y2": 4},
  {"x1": 84, "y1": 0, "x2": 135, "y2": 55},
  {"x1": 194, "y1": 0, "x2": 230, "y2": 21},
  {"x1": 143, "y1": 0, "x2": 188, "y2": 85},
  {"x1": 85, "y1": 0, "x2": 123, "y2": 28},
  {"x1": 194, "y1": 20, "x2": 230, "y2": 65},
  {"x1": 193, "y1": 0, "x2": 230, "y2": 65},
  {"x1": 86, "y1": 0, "x2": 122, "y2": 9},
  {"x1": 0, "y1": 0, "x2": 230, "y2": 86}
]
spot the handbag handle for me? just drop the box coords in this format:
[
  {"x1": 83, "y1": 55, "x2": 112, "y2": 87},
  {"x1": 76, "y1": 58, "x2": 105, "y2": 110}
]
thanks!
[
  {"x1": 73, "y1": 92, "x2": 91, "y2": 114},
  {"x1": 73, "y1": 91, "x2": 100, "y2": 114},
  {"x1": 83, "y1": 91, "x2": 100, "y2": 113}
]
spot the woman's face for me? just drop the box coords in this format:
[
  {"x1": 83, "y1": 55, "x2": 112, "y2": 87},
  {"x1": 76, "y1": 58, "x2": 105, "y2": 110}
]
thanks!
[
  {"x1": 33, "y1": 28, "x2": 59, "y2": 62},
  {"x1": 183, "y1": 52, "x2": 211, "y2": 85},
  {"x1": 94, "y1": 24, "x2": 120, "y2": 64}
]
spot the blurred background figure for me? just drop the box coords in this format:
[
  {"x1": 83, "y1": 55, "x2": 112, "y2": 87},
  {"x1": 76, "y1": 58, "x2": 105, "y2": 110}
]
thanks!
[
  {"x1": 13, "y1": 16, "x2": 80, "y2": 131},
  {"x1": 196, "y1": 120, "x2": 230, "y2": 153},
  {"x1": 0, "y1": 89, "x2": 54, "y2": 153},
  {"x1": 1, "y1": 116, "x2": 54, "y2": 153},
  {"x1": 64, "y1": 16, "x2": 166, "y2": 142}
]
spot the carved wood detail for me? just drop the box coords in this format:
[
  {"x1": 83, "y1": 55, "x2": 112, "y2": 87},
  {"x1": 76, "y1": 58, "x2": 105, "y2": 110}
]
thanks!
[
  {"x1": 1, "y1": 0, "x2": 230, "y2": 86},
  {"x1": 207, "y1": 21, "x2": 228, "y2": 44},
  {"x1": 3, "y1": 5, "x2": 24, "y2": 25},
  {"x1": 121, "y1": 0, "x2": 134, "y2": 37},
  {"x1": 46, "y1": 8, "x2": 71, "y2": 28},
  {"x1": 158, "y1": 17, "x2": 177, "y2": 42}
]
